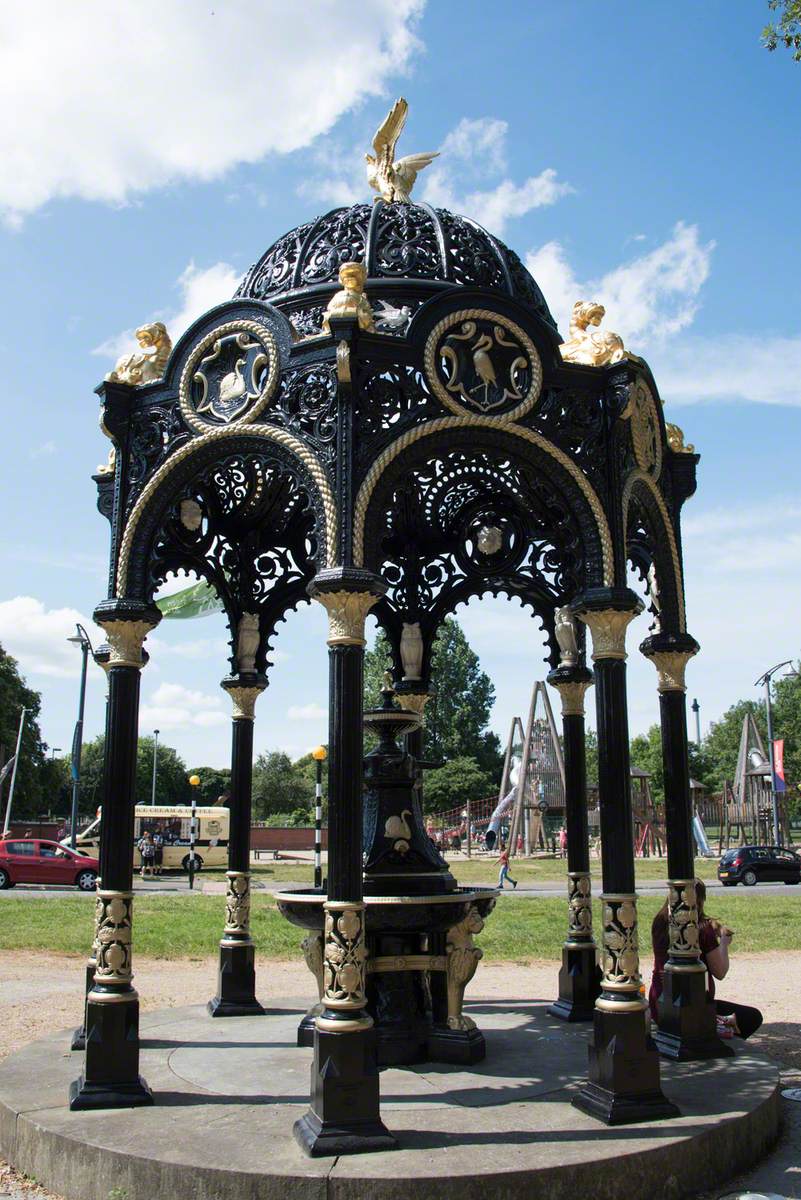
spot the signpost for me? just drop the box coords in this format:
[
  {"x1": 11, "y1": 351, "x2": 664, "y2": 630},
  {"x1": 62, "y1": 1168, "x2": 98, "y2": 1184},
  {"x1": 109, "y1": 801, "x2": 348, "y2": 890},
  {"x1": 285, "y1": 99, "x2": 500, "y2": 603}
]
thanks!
[
  {"x1": 188, "y1": 774, "x2": 200, "y2": 889},
  {"x1": 312, "y1": 746, "x2": 326, "y2": 889}
]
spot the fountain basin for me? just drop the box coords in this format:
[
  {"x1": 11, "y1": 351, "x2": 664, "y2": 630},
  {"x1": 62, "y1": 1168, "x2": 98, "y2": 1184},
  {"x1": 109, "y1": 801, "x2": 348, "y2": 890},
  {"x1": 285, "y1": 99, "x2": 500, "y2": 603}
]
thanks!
[{"x1": 275, "y1": 886, "x2": 498, "y2": 934}]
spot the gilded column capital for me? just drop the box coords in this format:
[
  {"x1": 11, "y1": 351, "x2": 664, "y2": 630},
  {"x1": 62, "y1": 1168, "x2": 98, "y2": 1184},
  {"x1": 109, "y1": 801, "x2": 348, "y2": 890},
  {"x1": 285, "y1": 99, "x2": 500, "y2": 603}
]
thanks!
[
  {"x1": 223, "y1": 682, "x2": 266, "y2": 721},
  {"x1": 553, "y1": 678, "x2": 594, "y2": 717},
  {"x1": 576, "y1": 607, "x2": 641, "y2": 662},
  {"x1": 647, "y1": 649, "x2": 697, "y2": 693},
  {"x1": 395, "y1": 692, "x2": 431, "y2": 718},
  {"x1": 97, "y1": 618, "x2": 156, "y2": 670},
  {"x1": 313, "y1": 590, "x2": 380, "y2": 647}
]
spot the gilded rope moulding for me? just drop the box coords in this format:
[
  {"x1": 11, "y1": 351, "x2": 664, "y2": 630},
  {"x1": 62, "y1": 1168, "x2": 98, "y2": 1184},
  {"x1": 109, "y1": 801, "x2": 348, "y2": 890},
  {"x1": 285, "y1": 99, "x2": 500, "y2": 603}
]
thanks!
[
  {"x1": 313, "y1": 590, "x2": 380, "y2": 647},
  {"x1": 577, "y1": 606, "x2": 642, "y2": 662},
  {"x1": 648, "y1": 649, "x2": 697, "y2": 693}
]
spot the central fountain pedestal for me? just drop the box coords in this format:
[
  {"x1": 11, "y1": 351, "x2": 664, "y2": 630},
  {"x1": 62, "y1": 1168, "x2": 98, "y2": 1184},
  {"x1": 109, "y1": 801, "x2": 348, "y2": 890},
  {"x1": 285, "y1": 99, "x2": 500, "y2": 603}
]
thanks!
[{"x1": 277, "y1": 682, "x2": 497, "y2": 1066}]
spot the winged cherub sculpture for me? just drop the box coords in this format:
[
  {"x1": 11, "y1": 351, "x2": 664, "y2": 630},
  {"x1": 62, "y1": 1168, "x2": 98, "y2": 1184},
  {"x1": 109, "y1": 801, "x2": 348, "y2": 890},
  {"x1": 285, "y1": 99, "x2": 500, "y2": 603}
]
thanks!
[{"x1": 366, "y1": 98, "x2": 439, "y2": 204}]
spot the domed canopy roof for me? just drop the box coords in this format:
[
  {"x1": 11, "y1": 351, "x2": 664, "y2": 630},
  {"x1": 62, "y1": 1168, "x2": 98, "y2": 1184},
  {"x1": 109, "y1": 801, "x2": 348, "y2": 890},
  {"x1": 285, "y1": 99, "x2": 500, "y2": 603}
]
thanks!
[{"x1": 236, "y1": 200, "x2": 557, "y2": 331}]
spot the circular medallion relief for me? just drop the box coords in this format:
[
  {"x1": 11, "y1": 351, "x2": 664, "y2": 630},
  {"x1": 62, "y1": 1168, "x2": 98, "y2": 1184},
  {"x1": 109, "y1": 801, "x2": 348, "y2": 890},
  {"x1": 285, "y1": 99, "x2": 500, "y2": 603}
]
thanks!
[
  {"x1": 627, "y1": 379, "x2": 662, "y2": 478},
  {"x1": 424, "y1": 309, "x2": 542, "y2": 422},
  {"x1": 179, "y1": 319, "x2": 280, "y2": 434}
]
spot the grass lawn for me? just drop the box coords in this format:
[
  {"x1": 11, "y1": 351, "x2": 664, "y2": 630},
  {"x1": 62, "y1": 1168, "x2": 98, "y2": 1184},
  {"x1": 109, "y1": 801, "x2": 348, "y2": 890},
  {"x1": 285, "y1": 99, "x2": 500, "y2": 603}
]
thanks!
[
  {"x1": 1, "y1": 892, "x2": 799, "y2": 962},
  {"x1": 203, "y1": 855, "x2": 719, "y2": 888}
]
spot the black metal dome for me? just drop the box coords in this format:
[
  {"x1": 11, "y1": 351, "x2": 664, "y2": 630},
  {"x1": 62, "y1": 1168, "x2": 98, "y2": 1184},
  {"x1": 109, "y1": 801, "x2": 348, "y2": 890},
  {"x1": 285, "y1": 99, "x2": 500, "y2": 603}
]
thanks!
[{"x1": 236, "y1": 201, "x2": 556, "y2": 336}]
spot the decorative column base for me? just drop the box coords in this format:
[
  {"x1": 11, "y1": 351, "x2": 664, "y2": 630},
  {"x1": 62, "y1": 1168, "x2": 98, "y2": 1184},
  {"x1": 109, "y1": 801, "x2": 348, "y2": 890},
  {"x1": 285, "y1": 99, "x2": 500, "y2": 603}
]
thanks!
[
  {"x1": 654, "y1": 964, "x2": 733, "y2": 1060},
  {"x1": 293, "y1": 1024, "x2": 396, "y2": 1156},
  {"x1": 70, "y1": 957, "x2": 96, "y2": 1050},
  {"x1": 69, "y1": 992, "x2": 153, "y2": 1111},
  {"x1": 208, "y1": 940, "x2": 265, "y2": 1018},
  {"x1": 549, "y1": 943, "x2": 601, "y2": 1023},
  {"x1": 572, "y1": 1003, "x2": 679, "y2": 1125}
]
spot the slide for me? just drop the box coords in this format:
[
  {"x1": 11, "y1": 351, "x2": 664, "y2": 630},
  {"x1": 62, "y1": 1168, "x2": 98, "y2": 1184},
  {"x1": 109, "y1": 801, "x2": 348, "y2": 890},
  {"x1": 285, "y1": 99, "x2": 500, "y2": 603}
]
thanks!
[
  {"x1": 485, "y1": 768, "x2": 519, "y2": 850},
  {"x1": 692, "y1": 813, "x2": 713, "y2": 857}
]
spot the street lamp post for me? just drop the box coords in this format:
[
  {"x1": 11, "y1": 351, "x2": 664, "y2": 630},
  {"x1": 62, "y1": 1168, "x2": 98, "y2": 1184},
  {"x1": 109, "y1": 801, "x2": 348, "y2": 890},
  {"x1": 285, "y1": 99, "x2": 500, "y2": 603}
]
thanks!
[
  {"x1": 151, "y1": 729, "x2": 160, "y2": 806},
  {"x1": 67, "y1": 625, "x2": 96, "y2": 850},
  {"x1": 311, "y1": 746, "x2": 327, "y2": 889},
  {"x1": 691, "y1": 698, "x2": 701, "y2": 748},
  {"x1": 755, "y1": 660, "x2": 798, "y2": 848}
]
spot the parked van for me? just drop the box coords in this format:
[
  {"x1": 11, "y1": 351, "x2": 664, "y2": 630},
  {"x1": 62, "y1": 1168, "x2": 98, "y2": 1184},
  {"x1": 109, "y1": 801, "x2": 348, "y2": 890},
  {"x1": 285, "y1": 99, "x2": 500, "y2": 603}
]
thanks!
[{"x1": 68, "y1": 805, "x2": 229, "y2": 872}]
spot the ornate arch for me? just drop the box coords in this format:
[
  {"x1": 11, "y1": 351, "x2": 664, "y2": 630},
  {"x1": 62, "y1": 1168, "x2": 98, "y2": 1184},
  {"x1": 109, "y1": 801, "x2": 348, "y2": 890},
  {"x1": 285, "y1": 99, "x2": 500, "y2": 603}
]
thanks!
[
  {"x1": 115, "y1": 426, "x2": 337, "y2": 597},
  {"x1": 353, "y1": 416, "x2": 613, "y2": 584},
  {"x1": 622, "y1": 470, "x2": 686, "y2": 633}
]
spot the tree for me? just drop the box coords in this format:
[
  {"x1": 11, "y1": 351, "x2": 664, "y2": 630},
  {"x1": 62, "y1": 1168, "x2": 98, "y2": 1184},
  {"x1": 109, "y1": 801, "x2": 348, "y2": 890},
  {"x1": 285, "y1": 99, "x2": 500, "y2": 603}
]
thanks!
[
  {"x1": 423, "y1": 756, "x2": 494, "y2": 814},
  {"x1": 763, "y1": 0, "x2": 801, "y2": 60},
  {"x1": 77, "y1": 734, "x2": 192, "y2": 813},
  {"x1": 703, "y1": 700, "x2": 767, "y2": 794},
  {"x1": 770, "y1": 666, "x2": 801, "y2": 818},
  {"x1": 364, "y1": 618, "x2": 503, "y2": 782},
  {"x1": 251, "y1": 750, "x2": 311, "y2": 822},
  {"x1": 629, "y1": 725, "x2": 665, "y2": 805},
  {"x1": 187, "y1": 766, "x2": 231, "y2": 805},
  {"x1": 0, "y1": 645, "x2": 47, "y2": 819}
]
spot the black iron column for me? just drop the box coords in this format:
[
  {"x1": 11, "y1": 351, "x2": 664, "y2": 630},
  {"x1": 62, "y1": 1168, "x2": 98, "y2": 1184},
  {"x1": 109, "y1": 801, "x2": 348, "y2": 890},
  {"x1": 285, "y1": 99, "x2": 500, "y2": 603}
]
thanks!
[
  {"x1": 209, "y1": 678, "x2": 267, "y2": 1017},
  {"x1": 70, "y1": 605, "x2": 160, "y2": 1111},
  {"x1": 641, "y1": 632, "x2": 730, "y2": 1060},
  {"x1": 547, "y1": 665, "x2": 600, "y2": 1021},
  {"x1": 571, "y1": 591, "x2": 678, "y2": 1125},
  {"x1": 294, "y1": 572, "x2": 396, "y2": 1157}
]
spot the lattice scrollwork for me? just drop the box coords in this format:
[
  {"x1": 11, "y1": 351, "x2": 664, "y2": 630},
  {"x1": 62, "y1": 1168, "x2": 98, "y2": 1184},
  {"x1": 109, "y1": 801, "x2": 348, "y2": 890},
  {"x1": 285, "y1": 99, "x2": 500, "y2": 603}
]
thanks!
[
  {"x1": 424, "y1": 309, "x2": 543, "y2": 421},
  {"x1": 566, "y1": 872, "x2": 594, "y2": 944},
  {"x1": 93, "y1": 890, "x2": 134, "y2": 985},
  {"x1": 222, "y1": 871, "x2": 251, "y2": 939}
]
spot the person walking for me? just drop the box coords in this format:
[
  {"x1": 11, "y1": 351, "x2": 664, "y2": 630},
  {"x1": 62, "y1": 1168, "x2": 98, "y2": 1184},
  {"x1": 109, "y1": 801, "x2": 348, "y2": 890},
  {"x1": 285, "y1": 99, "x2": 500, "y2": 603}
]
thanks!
[
  {"x1": 138, "y1": 830, "x2": 155, "y2": 879},
  {"x1": 497, "y1": 845, "x2": 518, "y2": 889},
  {"x1": 152, "y1": 827, "x2": 164, "y2": 877},
  {"x1": 559, "y1": 826, "x2": 568, "y2": 858}
]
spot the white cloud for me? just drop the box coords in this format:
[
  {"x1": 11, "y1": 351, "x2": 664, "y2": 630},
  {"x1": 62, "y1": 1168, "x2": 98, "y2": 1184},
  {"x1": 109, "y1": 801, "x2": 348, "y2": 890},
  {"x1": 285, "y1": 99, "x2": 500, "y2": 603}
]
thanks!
[
  {"x1": 140, "y1": 682, "x2": 228, "y2": 730},
  {"x1": 287, "y1": 703, "x2": 327, "y2": 720},
  {"x1": 526, "y1": 222, "x2": 714, "y2": 346},
  {"x1": 0, "y1": 1, "x2": 424, "y2": 226},
  {"x1": 29, "y1": 440, "x2": 56, "y2": 460},
  {"x1": 651, "y1": 334, "x2": 801, "y2": 407},
  {"x1": 422, "y1": 117, "x2": 573, "y2": 235},
  {"x1": 92, "y1": 260, "x2": 241, "y2": 364},
  {"x1": 0, "y1": 597, "x2": 105, "y2": 679}
]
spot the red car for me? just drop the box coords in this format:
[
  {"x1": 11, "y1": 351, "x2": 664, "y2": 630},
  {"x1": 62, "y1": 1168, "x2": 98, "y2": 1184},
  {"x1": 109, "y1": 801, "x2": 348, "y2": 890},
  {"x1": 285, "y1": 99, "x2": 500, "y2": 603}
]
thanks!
[{"x1": 0, "y1": 838, "x2": 98, "y2": 891}]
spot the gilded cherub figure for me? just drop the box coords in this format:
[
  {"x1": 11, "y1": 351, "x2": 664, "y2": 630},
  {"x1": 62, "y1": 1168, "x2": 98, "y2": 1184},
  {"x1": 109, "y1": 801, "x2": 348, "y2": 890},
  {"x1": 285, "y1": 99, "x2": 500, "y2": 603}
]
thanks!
[
  {"x1": 322, "y1": 261, "x2": 375, "y2": 334},
  {"x1": 366, "y1": 98, "x2": 439, "y2": 204},
  {"x1": 559, "y1": 302, "x2": 634, "y2": 368},
  {"x1": 106, "y1": 321, "x2": 172, "y2": 386}
]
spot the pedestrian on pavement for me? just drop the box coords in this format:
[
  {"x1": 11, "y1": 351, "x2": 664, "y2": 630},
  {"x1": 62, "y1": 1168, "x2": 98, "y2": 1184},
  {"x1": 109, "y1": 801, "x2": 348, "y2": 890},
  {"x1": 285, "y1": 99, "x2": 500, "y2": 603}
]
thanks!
[
  {"x1": 152, "y1": 828, "x2": 164, "y2": 877},
  {"x1": 559, "y1": 826, "x2": 568, "y2": 858},
  {"x1": 497, "y1": 844, "x2": 518, "y2": 889},
  {"x1": 138, "y1": 831, "x2": 155, "y2": 878}
]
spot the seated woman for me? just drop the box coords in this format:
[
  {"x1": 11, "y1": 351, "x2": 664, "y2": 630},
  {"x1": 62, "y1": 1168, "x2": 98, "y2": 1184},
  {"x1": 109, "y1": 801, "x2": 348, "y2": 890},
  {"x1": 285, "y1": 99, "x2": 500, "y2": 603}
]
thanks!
[{"x1": 649, "y1": 879, "x2": 763, "y2": 1040}]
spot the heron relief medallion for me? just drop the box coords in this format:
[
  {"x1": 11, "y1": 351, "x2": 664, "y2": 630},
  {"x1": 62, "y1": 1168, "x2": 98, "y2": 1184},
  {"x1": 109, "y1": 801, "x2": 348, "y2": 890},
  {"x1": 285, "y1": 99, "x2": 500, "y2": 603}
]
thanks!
[
  {"x1": 180, "y1": 319, "x2": 280, "y2": 433},
  {"x1": 424, "y1": 309, "x2": 542, "y2": 422}
]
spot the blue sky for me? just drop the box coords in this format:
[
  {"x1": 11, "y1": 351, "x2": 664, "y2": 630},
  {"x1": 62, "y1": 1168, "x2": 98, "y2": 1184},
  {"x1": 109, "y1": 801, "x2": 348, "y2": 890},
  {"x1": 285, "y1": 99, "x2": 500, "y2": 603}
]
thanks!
[{"x1": 1, "y1": 1, "x2": 800, "y2": 773}]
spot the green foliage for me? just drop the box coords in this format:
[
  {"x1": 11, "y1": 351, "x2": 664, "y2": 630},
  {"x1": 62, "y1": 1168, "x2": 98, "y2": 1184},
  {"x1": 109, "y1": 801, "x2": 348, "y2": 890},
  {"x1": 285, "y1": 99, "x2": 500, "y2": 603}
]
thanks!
[
  {"x1": 584, "y1": 727, "x2": 599, "y2": 787},
  {"x1": 629, "y1": 725, "x2": 665, "y2": 804},
  {"x1": 252, "y1": 750, "x2": 315, "y2": 822},
  {"x1": 77, "y1": 735, "x2": 192, "y2": 812},
  {"x1": 0, "y1": 645, "x2": 47, "y2": 818},
  {"x1": 364, "y1": 618, "x2": 503, "y2": 785},
  {"x1": 763, "y1": 0, "x2": 801, "y2": 59},
  {"x1": 186, "y1": 766, "x2": 231, "y2": 805},
  {"x1": 703, "y1": 700, "x2": 767, "y2": 794},
  {"x1": 771, "y1": 666, "x2": 801, "y2": 817},
  {"x1": 423, "y1": 755, "x2": 495, "y2": 814}
]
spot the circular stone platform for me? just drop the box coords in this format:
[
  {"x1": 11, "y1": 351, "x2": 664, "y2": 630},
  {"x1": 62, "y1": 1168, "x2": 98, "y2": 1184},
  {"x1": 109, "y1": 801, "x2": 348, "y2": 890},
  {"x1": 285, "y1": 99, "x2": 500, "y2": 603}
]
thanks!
[{"x1": 0, "y1": 997, "x2": 779, "y2": 1200}]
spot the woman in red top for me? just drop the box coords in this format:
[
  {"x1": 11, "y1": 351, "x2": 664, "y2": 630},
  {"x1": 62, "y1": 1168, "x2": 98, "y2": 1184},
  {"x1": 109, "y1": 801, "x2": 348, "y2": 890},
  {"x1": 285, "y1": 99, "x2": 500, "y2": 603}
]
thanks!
[
  {"x1": 497, "y1": 845, "x2": 518, "y2": 890},
  {"x1": 649, "y1": 879, "x2": 762, "y2": 1039}
]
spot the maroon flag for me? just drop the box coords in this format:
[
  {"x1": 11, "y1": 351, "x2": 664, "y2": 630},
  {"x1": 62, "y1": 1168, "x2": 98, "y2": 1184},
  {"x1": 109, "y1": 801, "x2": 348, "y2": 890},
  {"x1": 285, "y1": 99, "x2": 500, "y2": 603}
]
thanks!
[{"x1": 774, "y1": 739, "x2": 787, "y2": 793}]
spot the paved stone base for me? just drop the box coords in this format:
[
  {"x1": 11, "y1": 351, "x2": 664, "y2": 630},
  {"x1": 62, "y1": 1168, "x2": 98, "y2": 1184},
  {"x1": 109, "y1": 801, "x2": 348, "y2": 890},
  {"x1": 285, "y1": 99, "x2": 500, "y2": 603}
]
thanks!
[{"x1": 0, "y1": 998, "x2": 780, "y2": 1200}]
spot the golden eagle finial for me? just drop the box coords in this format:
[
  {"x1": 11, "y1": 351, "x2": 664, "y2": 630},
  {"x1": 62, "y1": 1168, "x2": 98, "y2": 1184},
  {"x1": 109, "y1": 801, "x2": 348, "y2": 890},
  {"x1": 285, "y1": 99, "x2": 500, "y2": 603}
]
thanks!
[{"x1": 365, "y1": 98, "x2": 439, "y2": 204}]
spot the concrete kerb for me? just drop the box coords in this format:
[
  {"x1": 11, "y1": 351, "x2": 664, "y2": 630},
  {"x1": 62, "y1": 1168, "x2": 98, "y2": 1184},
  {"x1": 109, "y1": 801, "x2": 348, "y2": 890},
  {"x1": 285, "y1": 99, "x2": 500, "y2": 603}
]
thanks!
[{"x1": 0, "y1": 999, "x2": 781, "y2": 1200}]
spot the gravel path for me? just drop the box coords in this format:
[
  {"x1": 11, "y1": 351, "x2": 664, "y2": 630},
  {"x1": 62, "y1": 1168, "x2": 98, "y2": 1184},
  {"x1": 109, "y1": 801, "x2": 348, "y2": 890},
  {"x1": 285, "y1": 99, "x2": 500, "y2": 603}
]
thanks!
[{"x1": 1, "y1": 949, "x2": 799, "y2": 1199}]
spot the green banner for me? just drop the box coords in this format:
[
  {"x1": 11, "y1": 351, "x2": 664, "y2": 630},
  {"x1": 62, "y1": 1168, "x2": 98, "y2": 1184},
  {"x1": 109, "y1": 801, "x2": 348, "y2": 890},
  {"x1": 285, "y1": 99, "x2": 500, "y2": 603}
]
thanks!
[{"x1": 156, "y1": 580, "x2": 223, "y2": 620}]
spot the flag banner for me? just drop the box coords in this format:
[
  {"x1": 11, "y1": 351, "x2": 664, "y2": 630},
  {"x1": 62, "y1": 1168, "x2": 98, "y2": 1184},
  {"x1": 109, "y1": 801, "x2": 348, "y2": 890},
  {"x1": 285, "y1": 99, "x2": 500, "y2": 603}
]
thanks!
[
  {"x1": 157, "y1": 581, "x2": 223, "y2": 620},
  {"x1": 71, "y1": 721, "x2": 83, "y2": 781},
  {"x1": 773, "y1": 738, "x2": 787, "y2": 793},
  {"x1": 0, "y1": 756, "x2": 15, "y2": 785}
]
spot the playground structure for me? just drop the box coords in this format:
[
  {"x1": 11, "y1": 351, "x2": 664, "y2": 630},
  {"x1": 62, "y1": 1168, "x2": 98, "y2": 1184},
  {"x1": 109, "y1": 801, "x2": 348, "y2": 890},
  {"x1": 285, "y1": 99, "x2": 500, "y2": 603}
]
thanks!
[{"x1": 709, "y1": 713, "x2": 790, "y2": 849}]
